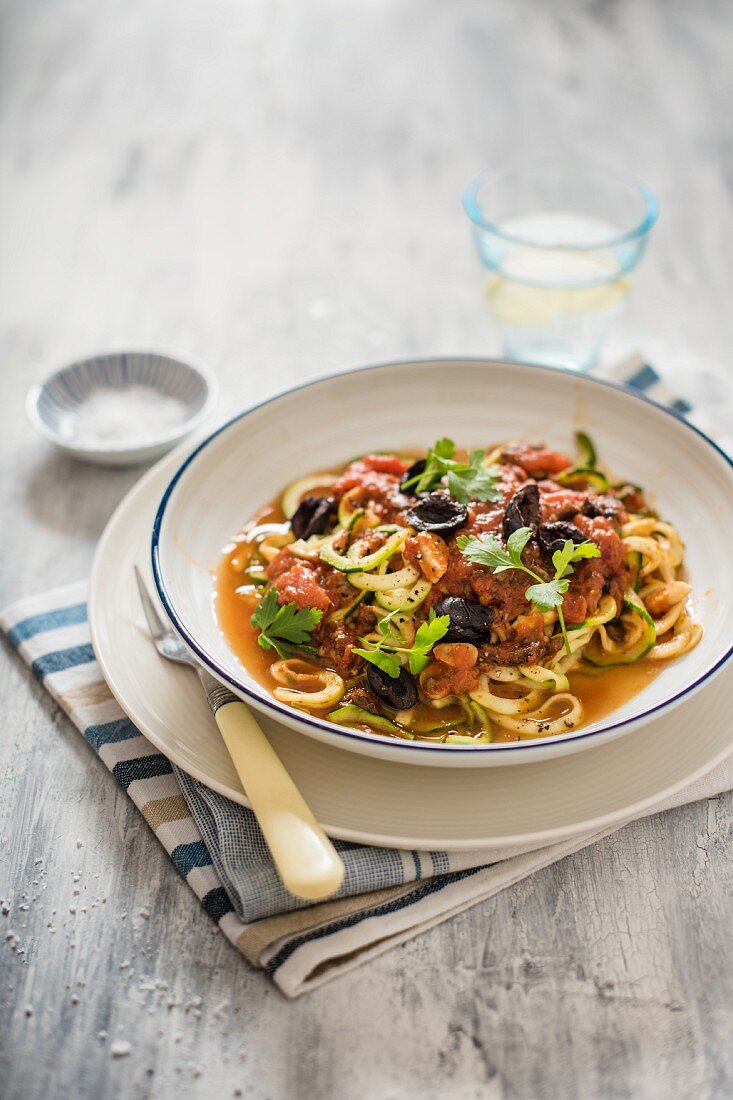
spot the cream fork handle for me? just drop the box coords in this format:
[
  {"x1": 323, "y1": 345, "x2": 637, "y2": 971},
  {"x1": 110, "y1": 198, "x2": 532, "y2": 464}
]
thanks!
[{"x1": 211, "y1": 697, "x2": 345, "y2": 901}]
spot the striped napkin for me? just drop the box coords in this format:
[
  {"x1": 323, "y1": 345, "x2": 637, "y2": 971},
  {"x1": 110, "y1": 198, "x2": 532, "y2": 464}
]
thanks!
[{"x1": 3, "y1": 355, "x2": 731, "y2": 998}]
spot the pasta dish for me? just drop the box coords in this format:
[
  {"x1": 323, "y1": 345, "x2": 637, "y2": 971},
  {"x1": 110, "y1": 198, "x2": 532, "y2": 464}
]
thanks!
[{"x1": 217, "y1": 434, "x2": 701, "y2": 745}]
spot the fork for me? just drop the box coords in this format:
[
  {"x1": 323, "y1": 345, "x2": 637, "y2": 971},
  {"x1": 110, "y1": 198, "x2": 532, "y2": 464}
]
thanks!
[{"x1": 134, "y1": 567, "x2": 345, "y2": 901}]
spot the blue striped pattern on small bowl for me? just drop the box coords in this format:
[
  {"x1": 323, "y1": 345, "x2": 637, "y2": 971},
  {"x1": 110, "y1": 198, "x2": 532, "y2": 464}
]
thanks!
[{"x1": 28, "y1": 351, "x2": 216, "y2": 466}]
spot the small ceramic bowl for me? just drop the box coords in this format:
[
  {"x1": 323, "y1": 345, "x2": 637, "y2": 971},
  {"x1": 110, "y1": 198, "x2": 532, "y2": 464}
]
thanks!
[{"x1": 26, "y1": 350, "x2": 218, "y2": 466}]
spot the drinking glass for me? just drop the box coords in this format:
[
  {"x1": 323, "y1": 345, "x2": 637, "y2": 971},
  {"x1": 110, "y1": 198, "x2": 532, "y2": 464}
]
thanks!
[{"x1": 462, "y1": 165, "x2": 658, "y2": 372}]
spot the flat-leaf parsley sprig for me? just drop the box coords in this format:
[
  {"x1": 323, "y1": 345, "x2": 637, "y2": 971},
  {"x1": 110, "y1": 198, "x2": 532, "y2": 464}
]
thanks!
[
  {"x1": 250, "y1": 588, "x2": 323, "y2": 660},
  {"x1": 402, "y1": 437, "x2": 502, "y2": 504},
  {"x1": 456, "y1": 527, "x2": 600, "y2": 655},
  {"x1": 353, "y1": 610, "x2": 451, "y2": 679}
]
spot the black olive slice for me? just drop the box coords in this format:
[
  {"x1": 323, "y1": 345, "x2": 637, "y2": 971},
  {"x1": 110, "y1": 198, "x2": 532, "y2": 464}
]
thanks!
[
  {"x1": 503, "y1": 482, "x2": 540, "y2": 540},
  {"x1": 582, "y1": 495, "x2": 624, "y2": 521},
  {"x1": 537, "y1": 521, "x2": 589, "y2": 557},
  {"x1": 366, "y1": 663, "x2": 418, "y2": 710},
  {"x1": 433, "y1": 597, "x2": 494, "y2": 645},
  {"x1": 400, "y1": 458, "x2": 427, "y2": 495},
  {"x1": 291, "y1": 495, "x2": 337, "y2": 540},
  {"x1": 405, "y1": 492, "x2": 468, "y2": 534}
]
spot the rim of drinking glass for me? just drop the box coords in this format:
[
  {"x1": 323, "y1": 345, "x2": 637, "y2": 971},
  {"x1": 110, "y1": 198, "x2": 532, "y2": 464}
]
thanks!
[{"x1": 462, "y1": 165, "x2": 660, "y2": 251}]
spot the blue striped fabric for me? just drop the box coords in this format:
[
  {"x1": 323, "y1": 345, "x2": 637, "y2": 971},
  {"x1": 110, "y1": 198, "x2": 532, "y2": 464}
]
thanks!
[
  {"x1": 201, "y1": 887, "x2": 235, "y2": 924},
  {"x1": 170, "y1": 840, "x2": 211, "y2": 877},
  {"x1": 0, "y1": 590, "x2": 242, "y2": 939},
  {"x1": 84, "y1": 718, "x2": 140, "y2": 753},
  {"x1": 7, "y1": 602, "x2": 87, "y2": 645},
  {"x1": 174, "y1": 768, "x2": 422, "y2": 922},
  {"x1": 625, "y1": 362, "x2": 659, "y2": 391},
  {"x1": 0, "y1": 587, "x2": 449, "y2": 928},
  {"x1": 622, "y1": 362, "x2": 692, "y2": 415},
  {"x1": 31, "y1": 643, "x2": 95, "y2": 678},
  {"x1": 112, "y1": 754, "x2": 173, "y2": 789},
  {"x1": 264, "y1": 866, "x2": 487, "y2": 975}
]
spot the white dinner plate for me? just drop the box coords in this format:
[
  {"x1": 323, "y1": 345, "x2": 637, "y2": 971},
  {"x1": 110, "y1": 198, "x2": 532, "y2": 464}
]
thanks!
[
  {"x1": 89, "y1": 434, "x2": 733, "y2": 851},
  {"x1": 151, "y1": 358, "x2": 733, "y2": 766}
]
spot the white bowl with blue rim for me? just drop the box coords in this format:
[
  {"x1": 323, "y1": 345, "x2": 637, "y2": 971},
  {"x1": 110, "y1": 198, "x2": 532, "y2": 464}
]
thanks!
[
  {"x1": 151, "y1": 357, "x2": 733, "y2": 767},
  {"x1": 27, "y1": 350, "x2": 218, "y2": 467}
]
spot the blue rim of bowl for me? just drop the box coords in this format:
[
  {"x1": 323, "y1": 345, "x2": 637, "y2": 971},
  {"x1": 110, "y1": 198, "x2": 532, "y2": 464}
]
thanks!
[
  {"x1": 151, "y1": 356, "x2": 733, "y2": 756},
  {"x1": 26, "y1": 349, "x2": 218, "y2": 455},
  {"x1": 462, "y1": 166, "x2": 660, "y2": 251}
]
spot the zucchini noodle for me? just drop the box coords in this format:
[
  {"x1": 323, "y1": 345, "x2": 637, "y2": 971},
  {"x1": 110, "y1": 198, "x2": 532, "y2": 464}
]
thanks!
[
  {"x1": 488, "y1": 693, "x2": 583, "y2": 737},
  {"x1": 622, "y1": 535, "x2": 663, "y2": 577},
  {"x1": 337, "y1": 487, "x2": 380, "y2": 530},
  {"x1": 270, "y1": 659, "x2": 345, "y2": 709},
  {"x1": 620, "y1": 519, "x2": 700, "y2": 662},
  {"x1": 348, "y1": 563, "x2": 419, "y2": 591},
  {"x1": 469, "y1": 675, "x2": 546, "y2": 715},
  {"x1": 281, "y1": 474, "x2": 336, "y2": 519},
  {"x1": 258, "y1": 530, "x2": 294, "y2": 563},
  {"x1": 375, "y1": 578, "x2": 432, "y2": 612},
  {"x1": 518, "y1": 665, "x2": 570, "y2": 692}
]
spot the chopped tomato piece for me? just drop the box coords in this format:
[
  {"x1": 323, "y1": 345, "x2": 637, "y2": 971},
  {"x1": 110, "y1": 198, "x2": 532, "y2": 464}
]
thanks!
[
  {"x1": 562, "y1": 590, "x2": 589, "y2": 625},
  {"x1": 271, "y1": 562, "x2": 332, "y2": 613},
  {"x1": 573, "y1": 515, "x2": 625, "y2": 572},
  {"x1": 511, "y1": 609, "x2": 546, "y2": 643},
  {"x1": 616, "y1": 487, "x2": 647, "y2": 512},
  {"x1": 265, "y1": 548, "x2": 299, "y2": 580},
  {"x1": 421, "y1": 658, "x2": 479, "y2": 698},
  {"x1": 504, "y1": 444, "x2": 573, "y2": 477},
  {"x1": 360, "y1": 454, "x2": 410, "y2": 475},
  {"x1": 433, "y1": 643, "x2": 478, "y2": 669},
  {"x1": 331, "y1": 455, "x2": 407, "y2": 495}
]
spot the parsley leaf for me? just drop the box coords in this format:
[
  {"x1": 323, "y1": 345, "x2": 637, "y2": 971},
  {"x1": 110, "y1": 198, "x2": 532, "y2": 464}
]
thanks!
[
  {"x1": 351, "y1": 647, "x2": 402, "y2": 678},
  {"x1": 524, "y1": 577, "x2": 570, "y2": 611},
  {"x1": 552, "y1": 540, "x2": 600, "y2": 578},
  {"x1": 456, "y1": 526, "x2": 532, "y2": 572},
  {"x1": 250, "y1": 589, "x2": 323, "y2": 660},
  {"x1": 507, "y1": 527, "x2": 535, "y2": 566},
  {"x1": 456, "y1": 532, "x2": 509, "y2": 570},
  {"x1": 409, "y1": 613, "x2": 453, "y2": 673},
  {"x1": 402, "y1": 437, "x2": 457, "y2": 494},
  {"x1": 447, "y1": 449, "x2": 502, "y2": 504},
  {"x1": 402, "y1": 438, "x2": 502, "y2": 503},
  {"x1": 353, "y1": 610, "x2": 451, "y2": 679},
  {"x1": 457, "y1": 527, "x2": 600, "y2": 655}
]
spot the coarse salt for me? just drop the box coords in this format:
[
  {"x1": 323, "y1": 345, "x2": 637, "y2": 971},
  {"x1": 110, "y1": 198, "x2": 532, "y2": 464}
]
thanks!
[{"x1": 65, "y1": 386, "x2": 188, "y2": 447}]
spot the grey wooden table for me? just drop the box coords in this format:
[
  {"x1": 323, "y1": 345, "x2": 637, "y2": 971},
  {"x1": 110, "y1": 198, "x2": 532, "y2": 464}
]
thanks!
[{"x1": 2, "y1": 2, "x2": 732, "y2": 1097}]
